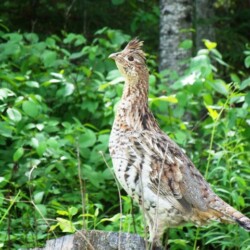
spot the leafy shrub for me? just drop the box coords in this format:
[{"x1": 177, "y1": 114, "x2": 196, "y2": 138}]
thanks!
[{"x1": 0, "y1": 27, "x2": 249, "y2": 249}]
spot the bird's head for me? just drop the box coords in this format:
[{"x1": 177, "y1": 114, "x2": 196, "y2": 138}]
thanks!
[{"x1": 109, "y1": 38, "x2": 147, "y2": 80}]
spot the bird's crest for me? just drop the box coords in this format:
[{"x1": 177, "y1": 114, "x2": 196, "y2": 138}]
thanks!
[{"x1": 124, "y1": 38, "x2": 146, "y2": 60}]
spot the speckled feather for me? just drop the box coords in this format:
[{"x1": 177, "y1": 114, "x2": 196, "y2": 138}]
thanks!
[{"x1": 109, "y1": 39, "x2": 250, "y2": 246}]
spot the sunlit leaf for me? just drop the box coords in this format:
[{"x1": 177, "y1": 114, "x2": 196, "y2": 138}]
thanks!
[
  {"x1": 149, "y1": 95, "x2": 178, "y2": 104},
  {"x1": 25, "y1": 81, "x2": 39, "y2": 88},
  {"x1": 22, "y1": 100, "x2": 40, "y2": 118},
  {"x1": 209, "y1": 79, "x2": 229, "y2": 96},
  {"x1": 57, "y1": 210, "x2": 69, "y2": 216},
  {"x1": 68, "y1": 207, "x2": 78, "y2": 216},
  {"x1": 34, "y1": 192, "x2": 44, "y2": 204},
  {"x1": 7, "y1": 108, "x2": 22, "y2": 122},
  {"x1": 56, "y1": 218, "x2": 76, "y2": 233},
  {"x1": 203, "y1": 39, "x2": 217, "y2": 50},
  {"x1": 240, "y1": 77, "x2": 250, "y2": 90},
  {"x1": 13, "y1": 147, "x2": 24, "y2": 161},
  {"x1": 206, "y1": 105, "x2": 219, "y2": 120}
]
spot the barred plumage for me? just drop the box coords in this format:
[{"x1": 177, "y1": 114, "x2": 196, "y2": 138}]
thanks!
[{"x1": 108, "y1": 39, "x2": 250, "y2": 247}]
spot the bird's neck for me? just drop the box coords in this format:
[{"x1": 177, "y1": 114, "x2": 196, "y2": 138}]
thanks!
[
  {"x1": 122, "y1": 77, "x2": 149, "y2": 105},
  {"x1": 114, "y1": 76, "x2": 160, "y2": 132}
]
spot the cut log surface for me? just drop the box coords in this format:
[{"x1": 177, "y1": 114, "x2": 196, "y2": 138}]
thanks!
[{"x1": 31, "y1": 230, "x2": 146, "y2": 250}]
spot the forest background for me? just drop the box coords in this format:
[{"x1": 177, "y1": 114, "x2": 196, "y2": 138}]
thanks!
[{"x1": 0, "y1": 0, "x2": 250, "y2": 249}]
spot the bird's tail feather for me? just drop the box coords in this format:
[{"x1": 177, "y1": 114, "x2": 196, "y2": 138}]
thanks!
[
  {"x1": 235, "y1": 214, "x2": 250, "y2": 231},
  {"x1": 209, "y1": 197, "x2": 250, "y2": 231}
]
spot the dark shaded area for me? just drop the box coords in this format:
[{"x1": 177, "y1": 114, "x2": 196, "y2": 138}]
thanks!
[
  {"x1": 1, "y1": 0, "x2": 250, "y2": 70},
  {"x1": 0, "y1": 0, "x2": 159, "y2": 50},
  {"x1": 215, "y1": 1, "x2": 250, "y2": 68}
]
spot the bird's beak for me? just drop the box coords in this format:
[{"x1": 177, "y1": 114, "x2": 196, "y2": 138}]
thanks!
[{"x1": 108, "y1": 52, "x2": 119, "y2": 60}]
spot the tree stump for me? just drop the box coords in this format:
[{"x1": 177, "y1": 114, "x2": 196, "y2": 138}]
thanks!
[{"x1": 31, "y1": 230, "x2": 146, "y2": 250}]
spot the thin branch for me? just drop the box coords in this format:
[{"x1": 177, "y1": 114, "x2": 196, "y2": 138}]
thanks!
[
  {"x1": 100, "y1": 151, "x2": 123, "y2": 250},
  {"x1": 76, "y1": 141, "x2": 86, "y2": 229},
  {"x1": 0, "y1": 190, "x2": 21, "y2": 224},
  {"x1": 28, "y1": 163, "x2": 57, "y2": 238}
]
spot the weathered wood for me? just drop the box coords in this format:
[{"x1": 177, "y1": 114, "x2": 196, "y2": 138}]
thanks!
[{"x1": 32, "y1": 230, "x2": 146, "y2": 250}]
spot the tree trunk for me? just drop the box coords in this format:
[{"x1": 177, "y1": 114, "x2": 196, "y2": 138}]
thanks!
[
  {"x1": 194, "y1": 0, "x2": 215, "y2": 51},
  {"x1": 31, "y1": 230, "x2": 147, "y2": 250},
  {"x1": 159, "y1": 0, "x2": 193, "y2": 75},
  {"x1": 159, "y1": 0, "x2": 216, "y2": 76}
]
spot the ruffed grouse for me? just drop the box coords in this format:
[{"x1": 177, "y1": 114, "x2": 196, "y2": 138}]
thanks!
[{"x1": 108, "y1": 39, "x2": 250, "y2": 247}]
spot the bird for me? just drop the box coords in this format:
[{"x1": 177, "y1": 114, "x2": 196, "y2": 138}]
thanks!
[{"x1": 108, "y1": 38, "x2": 250, "y2": 248}]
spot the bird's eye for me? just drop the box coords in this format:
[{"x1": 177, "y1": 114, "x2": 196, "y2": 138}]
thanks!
[{"x1": 128, "y1": 56, "x2": 134, "y2": 61}]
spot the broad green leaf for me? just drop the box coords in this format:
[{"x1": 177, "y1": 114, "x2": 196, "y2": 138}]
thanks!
[
  {"x1": 3, "y1": 33, "x2": 23, "y2": 42},
  {"x1": 35, "y1": 204, "x2": 47, "y2": 216},
  {"x1": 68, "y1": 207, "x2": 78, "y2": 216},
  {"x1": 24, "y1": 33, "x2": 39, "y2": 43},
  {"x1": 174, "y1": 130, "x2": 187, "y2": 145},
  {"x1": 45, "y1": 37, "x2": 56, "y2": 47},
  {"x1": 245, "y1": 92, "x2": 250, "y2": 105},
  {"x1": 34, "y1": 192, "x2": 44, "y2": 204},
  {"x1": 109, "y1": 76, "x2": 124, "y2": 86},
  {"x1": 74, "y1": 35, "x2": 86, "y2": 46},
  {"x1": 50, "y1": 72, "x2": 64, "y2": 79},
  {"x1": 0, "y1": 88, "x2": 15, "y2": 100},
  {"x1": 30, "y1": 137, "x2": 39, "y2": 148},
  {"x1": 179, "y1": 39, "x2": 193, "y2": 49},
  {"x1": 203, "y1": 94, "x2": 213, "y2": 105},
  {"x1": 240, "y1": 77, "x2": 250, "y2": 90},
  {"x1": 25, "y1": 81, "x2": 39, "y2": 88},
  {"x1": 0, "y1": 122, "x2": 13, "y2": 137},
  {"x1": 14, "y1": 76, "x2": 26, "y2": 81},
  {"x1": 63, "y1": 33, "x2": 86, "y2": 46},
  {"x1": 56, "y1": 83, "x2": 75, "y2": 97},
  {"x1": 56, "y1": 218, "x2": 76, "y2": 233},
  {"x1": 190, "y1": 54, "x2": 211, "y2": 76},
  {"x1": 69, "y1": 51, "x2": 85, "y2": 60},
  {"x1": 230, "y1": 73, "x2": 240, "y2": 84},
  {"x1": 13, "y1": 147, "x2": 24, "y2": 161},
  {"x1": 79, "y1": 129, "x2": 96, "y2": 148},
  {"x1": 22, "y1": 100, "x2": 40, "y2": 118},
  {"x1": 47, "y1": 138, "x2": 59, "y2": 149},
  {"x1": 106, "y1": 69, "x2": 121, "y2": 80},
  {"x1": 7, "y1": 108, "x2": 22, "y2": 122},
  {"x1": 41, "y1": 50, "x2": 57, "y2": 68},
  {"x1": 36, "y1": 124, "x2": 44, "y2": 131},
  {"x1": 244, "y1": 55, "x2": 250, "y2": 68},
  {"x1": 149, "y1": 75, "x2": 156, "y2": 85},
  {"x1": 36, "y1": 141, "x2": 47, "y2": 157},
  {"x1": 209, "y1": 80, "x2": 229, "y2": 96}
]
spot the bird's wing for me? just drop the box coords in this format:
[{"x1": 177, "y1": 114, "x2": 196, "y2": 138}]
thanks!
[{"x1": 129, "y1": 130, "x2": 212, "y2": 212}]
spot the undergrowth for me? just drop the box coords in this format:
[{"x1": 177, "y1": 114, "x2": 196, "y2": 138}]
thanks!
[{"x1": 0, "y1": 27, "x2": 249, "y2": 249}]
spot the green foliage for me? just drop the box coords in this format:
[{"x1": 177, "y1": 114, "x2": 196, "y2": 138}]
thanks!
[
  {"x1": 154, "y1": 44, "x2": 250, "y2": 250},
  {"x1": 0, "y1": 27, "x2": 129, "y2": 249},
  {"x1": 0, "y1": 27, "x2": 249, "y2": 250}
]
